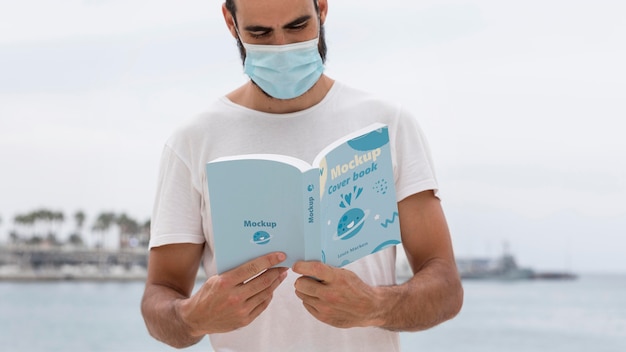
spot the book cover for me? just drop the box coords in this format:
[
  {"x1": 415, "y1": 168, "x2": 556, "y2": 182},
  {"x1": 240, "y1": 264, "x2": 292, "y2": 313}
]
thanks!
[{"x1": 206, "y1": 123, "x2": 400, "y2": 273}]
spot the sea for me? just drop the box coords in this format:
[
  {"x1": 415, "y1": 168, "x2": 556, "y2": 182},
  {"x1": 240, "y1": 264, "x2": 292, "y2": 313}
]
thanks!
[{"x1": 1, "y1": 275, "x2": 625, "y2": 352}]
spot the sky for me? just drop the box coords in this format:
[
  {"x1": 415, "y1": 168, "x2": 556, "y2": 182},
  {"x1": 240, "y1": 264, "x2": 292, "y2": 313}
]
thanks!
[{"x1": 0, "y1": 0, "x2": 624, "y2": 273}]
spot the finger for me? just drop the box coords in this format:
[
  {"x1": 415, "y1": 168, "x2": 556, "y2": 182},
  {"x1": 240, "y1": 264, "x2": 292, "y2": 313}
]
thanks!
[
  {"x1": 242, "y1": 267, "x2": 288, "y2": 298},
  {"x1": 294, "y1": 287, "x2": 319, "y2": 304},
  {"x1": 245, "y1": 269, "x2": 289, "y2": 317},
  {"x1": 302, "y1": 301, "x2": 320, "y2": 315},
  {"x1": 247, "y1": 268, "x2": 288, "y2": 305},
  {"x1": 292, "y1": 261, "x2": 333, "y2": 282},
  {"x1": 247, "y1": 295, "x2": 272, "y2": 323},
  {"x1": 294, "y1": 275, "x2": 323, "y2": 297},
  {"x1": 228, "y1": 252, "x2": 287, "y2": 284}
]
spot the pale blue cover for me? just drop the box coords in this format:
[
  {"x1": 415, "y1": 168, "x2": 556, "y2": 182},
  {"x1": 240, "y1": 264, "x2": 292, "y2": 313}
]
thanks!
[
  {"x1": 317, "y1": 124, "x2": 400, "y2": 267},
  {"x1": 206, "y1": 123, "x2": 400, "y2": 274},
  {"x1": 207, "y1": 159, "x2": 313, "y2": 273}
]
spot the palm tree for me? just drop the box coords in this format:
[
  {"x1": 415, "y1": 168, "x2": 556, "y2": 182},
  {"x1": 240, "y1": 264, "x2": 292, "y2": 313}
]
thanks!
[
  {"x1": 11, "y1": 215, "x2": 22, "y2": 243},
  {"x1": 13, "y1": 212, "x2": 36, "y2": 244},
  {"x1": 116, "y1": 213, "x2": 140, "y2": 250},
  {"x1": 140, "y1": 219, "x2": 151, "y2": 247},
  {"x1": 28, "y1": 208, "x2": 64, "y2": 246},
  {"x1": 70, "y1": 210, "x2": 86, "y2": 247},
  {"x1": 50, "y1": 210, "x2": 64, "y2": 246},
  {"x1": 33, "y1": 209, "x2": 48, "y2": 239},
  {"x1": 74, "y1": 210, "x2": 86, "y2": 231},
  {"x1": 92, "y1": 212, "x2": 117, "y2": 249}
]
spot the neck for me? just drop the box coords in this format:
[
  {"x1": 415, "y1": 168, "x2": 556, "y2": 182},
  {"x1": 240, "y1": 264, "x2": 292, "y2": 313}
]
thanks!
[{"x1": 227, "y1": 75, "x2": 334, "y2": 114}]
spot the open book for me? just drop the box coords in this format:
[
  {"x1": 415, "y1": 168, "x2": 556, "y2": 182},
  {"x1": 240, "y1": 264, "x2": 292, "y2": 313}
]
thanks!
[{"x1": 206, "y1": 123, "x2": 401, "y2": 273}]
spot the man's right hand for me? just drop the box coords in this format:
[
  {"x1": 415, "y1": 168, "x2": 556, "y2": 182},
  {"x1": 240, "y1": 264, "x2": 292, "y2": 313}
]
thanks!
[{"x1": 178, "y1": 252, "x2": 289, "y2": 335}]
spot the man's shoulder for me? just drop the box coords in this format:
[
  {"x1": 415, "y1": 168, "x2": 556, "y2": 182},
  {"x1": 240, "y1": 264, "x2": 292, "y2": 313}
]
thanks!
[
  {"x1": 330, "y1": 82, "x2": 408, "y2": 128},
  {"x1": 333, "y1": 81, "x2": 400, "y2": 111},
  {"x1": 167, "y1": 97, "x2": 236, "y2": 140}
]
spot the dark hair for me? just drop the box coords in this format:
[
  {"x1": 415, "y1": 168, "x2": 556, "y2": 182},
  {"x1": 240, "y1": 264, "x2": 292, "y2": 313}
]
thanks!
[
  {"x1": 224, "y1": 0, "x2": 237, "y2": 20},
  {"x1": 225, "y1": 0, "x2": 320, "y2": 22},
  {"x1": 225, "y1": 0, "x2": 327, "y2": 64}
]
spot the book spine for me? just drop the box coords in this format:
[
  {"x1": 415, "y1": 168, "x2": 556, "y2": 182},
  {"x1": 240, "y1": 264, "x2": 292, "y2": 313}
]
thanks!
[{"x1": 302, "y1": 169, "x2": 321, "y2": 262}]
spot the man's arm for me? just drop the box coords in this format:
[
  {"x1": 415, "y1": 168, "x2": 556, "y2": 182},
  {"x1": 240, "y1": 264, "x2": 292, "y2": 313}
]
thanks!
[
  {"x1": 293, "y1": 190, "x2": 463, "y2": 331},
  {"x1": 141, "y1": 243, "x2": 204, "y2": 348},
  {"x1": 141, "y1": 243, "x2": 288, "y2": 348}
]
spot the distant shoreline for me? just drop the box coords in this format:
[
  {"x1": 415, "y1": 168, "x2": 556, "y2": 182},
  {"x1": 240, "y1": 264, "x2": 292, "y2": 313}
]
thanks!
[
  {"x1": 0, "y1": 264, "x2": 149, "y2": 282},
  {"x1": 1, "y1": 246, "x2": 622, "y2": 282},
  {"x1": 0, "y1": 274, "x2": 147, "y2": 282},
  {"x1": 0, "y1": 245, "x2": 150, "y2": 282}
]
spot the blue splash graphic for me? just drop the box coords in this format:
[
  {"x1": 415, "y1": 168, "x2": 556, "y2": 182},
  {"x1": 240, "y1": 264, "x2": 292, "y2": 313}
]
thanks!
[
  {"x1": 347, "y1": 127, "x2": 390, "y2": 151},
  {"x1": 380, "y1": 211, "x2": 399, "y2": 228},
  {"x1": 339, "y1": 186, "x2": 363, "y2": 208},
  {"x1": 371, "y1": 240, "x2": 401, "y2": 253}
]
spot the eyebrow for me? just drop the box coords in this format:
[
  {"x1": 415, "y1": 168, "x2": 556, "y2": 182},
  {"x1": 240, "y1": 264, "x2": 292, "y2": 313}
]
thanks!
[
  {"x1": 243, "y1": 15, "x2": 313, "y2": 33},
  {"x1": 284, "y1": 15, "x2": 312, "y2": 29}
]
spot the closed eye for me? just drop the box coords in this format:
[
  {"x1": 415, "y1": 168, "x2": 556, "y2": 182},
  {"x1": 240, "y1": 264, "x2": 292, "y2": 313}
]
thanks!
[
  {"x1": 249, "y1": 30, "x2": 271, "y2": 39},
  {"x1": 284, "y1": 15, "x2": 312, "y2": 31},
  {"x1": 245, "y1": 25, "x2": 272, "y2": 39},
  {"x1": 244, "y1": 15, "x2": 313, "y2": 39}
]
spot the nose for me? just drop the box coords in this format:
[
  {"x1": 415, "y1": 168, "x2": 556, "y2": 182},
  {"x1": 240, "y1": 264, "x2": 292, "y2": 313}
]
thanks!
[{"x1": 273, "y1": 31, "x2": 288, "y2": 45}]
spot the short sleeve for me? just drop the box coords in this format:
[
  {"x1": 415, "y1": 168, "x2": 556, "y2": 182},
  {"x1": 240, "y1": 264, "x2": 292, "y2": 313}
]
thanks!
[
  {"x1": 149, "y1": 145, "x2": 206, "y2": 248},
  {"x1": 391, "y1": 108, "x2": 439, "y2": 201}
]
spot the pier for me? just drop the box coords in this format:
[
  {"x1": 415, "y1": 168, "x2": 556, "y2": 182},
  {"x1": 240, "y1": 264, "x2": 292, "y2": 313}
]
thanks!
[{"x1": 0, "y1": 246, "x2": 148, "y2": 281}]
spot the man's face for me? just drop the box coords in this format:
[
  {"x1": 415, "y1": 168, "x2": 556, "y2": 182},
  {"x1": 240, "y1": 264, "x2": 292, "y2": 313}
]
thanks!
[{"x1": 227, "y1": 0, "x2": 327, "y2": 64}]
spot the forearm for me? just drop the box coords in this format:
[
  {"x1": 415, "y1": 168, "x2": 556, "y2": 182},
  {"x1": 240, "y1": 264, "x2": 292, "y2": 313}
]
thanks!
[
  {"x1": 141, "y1": 284, "x2": 203, "y2": 349},
  {"x1": 373, "y1": 258, "x2": 463, "y2": 332}
]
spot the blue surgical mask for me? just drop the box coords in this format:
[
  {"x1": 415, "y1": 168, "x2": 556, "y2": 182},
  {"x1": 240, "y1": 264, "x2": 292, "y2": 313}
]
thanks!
[{"x1": 241, "y1": 38, "x2": 325, "y2": 100}]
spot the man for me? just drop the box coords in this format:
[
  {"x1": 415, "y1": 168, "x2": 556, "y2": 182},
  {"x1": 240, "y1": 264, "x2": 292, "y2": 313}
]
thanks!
[{"x1": 141, "y1": 1, "x2": 463, "y2": 351}]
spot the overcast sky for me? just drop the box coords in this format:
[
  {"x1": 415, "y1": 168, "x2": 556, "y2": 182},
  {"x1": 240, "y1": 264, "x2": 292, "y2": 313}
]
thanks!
[{"x1": 1, "y1": 0, "x2": 624, "y2": 273}]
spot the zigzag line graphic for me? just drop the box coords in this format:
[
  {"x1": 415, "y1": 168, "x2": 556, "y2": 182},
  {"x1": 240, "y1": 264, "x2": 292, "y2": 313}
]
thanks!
[{"x1": 380, "y1": 212, "x2": 399, "y2": 228}]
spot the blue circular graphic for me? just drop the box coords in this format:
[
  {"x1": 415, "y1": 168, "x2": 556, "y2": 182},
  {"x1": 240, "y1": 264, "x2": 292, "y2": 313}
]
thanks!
[
  {"x1": 251, "y1": 231, "x2": 272, "y2": 245},
  {"x1": 335, "y1": 208, "x2": 369, "y2": 240}
]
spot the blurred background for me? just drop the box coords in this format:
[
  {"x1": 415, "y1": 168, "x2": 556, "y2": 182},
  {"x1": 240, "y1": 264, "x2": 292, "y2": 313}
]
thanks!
[{"x1": 1, "y1": 0, "x2": 625, "y2": 351}]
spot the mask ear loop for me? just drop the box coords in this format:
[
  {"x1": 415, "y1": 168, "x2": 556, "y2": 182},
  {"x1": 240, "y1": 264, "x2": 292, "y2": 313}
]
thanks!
[
  {"x1": 228, "y1": 9, "x2": 248, "y2": 47},
  {"x1": 314, "y1": 11, "x2": 322, "y2": 40},
  {"x1": 233, "y1": 20, "x2": 245, "y2": 45}
]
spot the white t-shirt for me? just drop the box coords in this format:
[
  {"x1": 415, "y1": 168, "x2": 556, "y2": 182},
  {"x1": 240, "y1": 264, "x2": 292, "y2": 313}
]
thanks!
[{"x1": 149, "y1": 82, "x2": 438, "y2": 352}]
